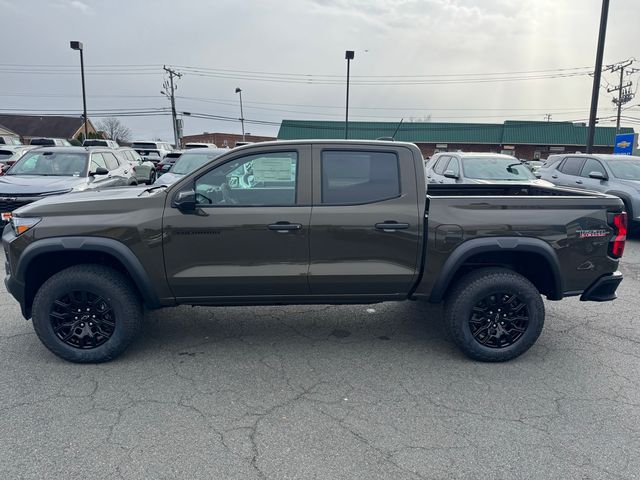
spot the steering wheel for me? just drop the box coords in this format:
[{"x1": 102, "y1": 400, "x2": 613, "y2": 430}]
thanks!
[
  {"x1": 220, "y1": 182, "x2": 238, "y2": 204},
  {"x1": 195, "y1": 193, "x2": 212, "y2": 205}
]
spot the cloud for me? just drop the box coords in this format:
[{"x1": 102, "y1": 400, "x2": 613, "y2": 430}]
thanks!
[{"x1": 55, "y1": 0, "x2": 94, "y2": 15}]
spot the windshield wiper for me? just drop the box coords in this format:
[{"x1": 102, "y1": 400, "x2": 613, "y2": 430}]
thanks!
[{"x1": 138, "y1": 184, "x2": 168, "y2": 196}]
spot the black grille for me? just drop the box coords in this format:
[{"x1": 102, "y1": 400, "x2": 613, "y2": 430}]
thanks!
[{"x1": 0, "y1": 199, "x2": 33, "y2": 213}]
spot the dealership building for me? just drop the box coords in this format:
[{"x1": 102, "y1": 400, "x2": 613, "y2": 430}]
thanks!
[{"x1": 277, "y1": 119, "x2": 634, "y2": 159}]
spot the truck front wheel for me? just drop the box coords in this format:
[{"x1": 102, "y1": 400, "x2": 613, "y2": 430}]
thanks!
[
  {"x1": 31, "y1": 264, "x2": 143, "y2": 363},
  {"x1": 444, "y1": 268, "x2": 544, "y2": 362}
]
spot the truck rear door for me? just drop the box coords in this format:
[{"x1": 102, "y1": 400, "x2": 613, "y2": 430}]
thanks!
[{"x1": 308, "y1": 144, "x2": 422, "y2": 296}]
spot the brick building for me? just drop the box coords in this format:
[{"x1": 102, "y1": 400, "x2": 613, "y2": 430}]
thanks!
[
  {"x1": 181, "y1": 132, "x2": 275, "y2": 148},
  {"x1": 277, "y1": 119, "x2": 634, "y2": 160}
]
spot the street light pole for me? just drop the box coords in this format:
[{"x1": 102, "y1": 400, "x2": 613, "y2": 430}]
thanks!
[
  {"x1": 345, "y1": 50, "x2": 354, "y2": 140},
  {"x1": 586, "y1": 0, "x2": 610, "y2": 154},
  {"x1": 235, "y1": 87, "x2": 245, "y2": 142},
  {"x1": 70, "y1": 41, "x2": 88, "y2": 141}
]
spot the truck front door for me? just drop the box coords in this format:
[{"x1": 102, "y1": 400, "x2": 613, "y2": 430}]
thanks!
[
  {"x1": 308, "y1": 145, "x2": 422, "y2": 296},
  {"x1": 163, "y1": 146, "x2": 312, "y2": 300}
]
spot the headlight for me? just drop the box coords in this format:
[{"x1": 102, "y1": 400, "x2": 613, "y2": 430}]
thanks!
[{"x1": 10, "y1": 216, "x2": 41, "y2": 236}]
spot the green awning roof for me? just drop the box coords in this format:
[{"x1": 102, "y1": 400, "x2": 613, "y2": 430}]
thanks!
[{"x1": 277, "y1": 119, "x2": 634, "y2": 147}]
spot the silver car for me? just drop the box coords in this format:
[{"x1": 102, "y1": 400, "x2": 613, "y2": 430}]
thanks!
[
  {"x1": 539, "y1": 153, "x2": 640, "y2": 228},
  {"x1": 425, "y1": 152, "x2": 554, "y2": 187},
  {"x1": 116, "y1": 147, "x2": 157, "y2": 184}
]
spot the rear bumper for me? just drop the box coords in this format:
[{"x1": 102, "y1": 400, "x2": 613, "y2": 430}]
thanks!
[{"x1": 580, "y1": 271, "x2": 623, "y2": 302}]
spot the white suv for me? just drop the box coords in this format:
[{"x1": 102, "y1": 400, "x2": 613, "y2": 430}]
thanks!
[{"x1": 131, "y1": 141, "x2": 173, "y2": 159}]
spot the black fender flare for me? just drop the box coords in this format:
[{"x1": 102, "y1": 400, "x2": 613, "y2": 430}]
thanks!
[
  {"x1": 429, "y1": 237, "x2": 563, "y2": 302},
  {"x1": 605, "y1": 191, "x2": 633, "y2": 218},
  {"x1": 15, "y1": 236, "x2": 161, "y2": 309}
]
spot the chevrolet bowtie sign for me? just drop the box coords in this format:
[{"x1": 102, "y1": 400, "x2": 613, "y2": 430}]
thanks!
[{"x1": 613, "y1": 133, "x2": 638, "y2": 156}]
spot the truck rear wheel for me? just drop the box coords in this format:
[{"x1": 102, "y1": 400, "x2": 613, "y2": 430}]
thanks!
[
  {"x1": 444, "y1": 268, "x2": 544, "y2": 362},
  {"x1": 31, "y1": 264, "x2": 143, "y2": 363}
]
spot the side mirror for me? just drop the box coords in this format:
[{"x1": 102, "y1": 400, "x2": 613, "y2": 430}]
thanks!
[
  {"x1": 535, "y1": 173, "x2": 542, "y2": 179},
  {"x1": 443, "y1": 170, "x2": 459, "y2": 179},
  {"x1": 588, "y1": 171, "x2": 608, "y2": 181},
  {"x1": 89, "y1": 166, "x2": 109, "y2": 176},
  {"x1": 172, "y1": 186, "x2": 196, "y2": 212},
  {"x1": 1, "y1": 164, "x2": 10, "y2": 172}
]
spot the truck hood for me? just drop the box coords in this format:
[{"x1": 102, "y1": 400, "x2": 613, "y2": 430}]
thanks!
[
  {"x1": 154, "y1": 172, "x2": 184, "y2": 186},
  {"x1": 0, "y1": 175, "x2": 87, "y2": 195},
  {"x1": 613, "y1": 179, "x2": 640, "y2": 191},
  {"x1": 14, "y1": 185, "x2": 167, "y2": 217}
]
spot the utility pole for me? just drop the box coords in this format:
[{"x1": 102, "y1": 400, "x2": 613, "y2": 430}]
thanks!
[
  {"x1": 606, "y1": 59, "x2": 635, "y2": 133},
  {"x1": 162, "y1": 66, "x2": 182, "y2": 148},
  {"x1": 544, "y1": 113, "x2": 552, "y2": 122},
  {"x1": 345, "y1": 50, "x2": 355, "y2": 139},
  {"x1": 586, "y1": 0, "x2": 609, "y2": 154}
]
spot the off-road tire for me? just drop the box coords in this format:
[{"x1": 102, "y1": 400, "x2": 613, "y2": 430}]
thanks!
[
  {"x1": 32, "y1": 264, "x2": 143, "y2": 363},
  {"x1": 444, "y1": 267, "x2": 545, "y2": 362}
]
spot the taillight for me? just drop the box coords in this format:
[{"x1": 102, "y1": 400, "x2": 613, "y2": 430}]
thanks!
[{"x1": 610, "y1": 212, "x2": 627, "y2": 258}]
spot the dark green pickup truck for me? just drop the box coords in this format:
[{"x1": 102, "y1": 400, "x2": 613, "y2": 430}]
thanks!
[{"x1": 2, "y1": 140, "x2": 627, "y2": 363}]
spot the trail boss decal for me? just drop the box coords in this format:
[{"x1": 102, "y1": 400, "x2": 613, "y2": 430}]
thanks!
[{"x1": 577, "y1": 229, "x2": 609, "y2": 238}]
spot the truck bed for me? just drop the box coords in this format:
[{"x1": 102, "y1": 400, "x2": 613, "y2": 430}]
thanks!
[{"x1": 426, "y1": 183, "x2": 599, "y2": 197}]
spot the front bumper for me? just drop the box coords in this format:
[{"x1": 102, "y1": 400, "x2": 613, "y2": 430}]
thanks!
[{"x1": 580, "y1": 271, "x2": 623, "y2": 302}]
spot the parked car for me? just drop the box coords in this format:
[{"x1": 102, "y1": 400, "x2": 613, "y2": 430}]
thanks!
[
  {"x1": 425, "y1": 152, "x2": 554, "y2": 187},
  {"x1": 29, "y1": 138, "x2": 72, "y2": 147},
  {"x1": 0, "y1": 146, "x2": 36, "y2": 173},
  {"x1": 83, "y1": 139, "x2": 120, "y2": 148},
  {"x1": 117, "y1": 147, "x2": 157, "y2": 184},
  {"x1": 3, "y1": 140, "x2": 625, "y2": 363},
  {"x1": 184, "y1": 142, "x2": 217, "y2": 149},
  {"x1": 523, "y1": 159, "x2": 545, "y2": 175},
  {"x1": 155, "y1": 151, "x2": 183, "y2": 174},
  {"x1": 131, "y1": 140, "x2": 172, "y2": 159},
  {"x1": 0, "y1": 147, "x2": 134, "y2": 222},
  {"x1": 538, "y1": 153, "x2": 640, "y2": 229},
  {"x1": 0, "y1": 136, "x2": 22, "y2": 146},
  {"x1": 154, "y1": 148, "x2": 227, "y2": 185}
]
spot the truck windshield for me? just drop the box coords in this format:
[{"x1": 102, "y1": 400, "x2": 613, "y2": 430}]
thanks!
[
  {"x1": 462, "y1": 157, "x2": 535, "y2": 180},
  {"x1": 7, "y1": 151, "x2": 88, "y2": 176},
  {"x1": 606, "y1": 158, "x2": 640, "y2": 180}
]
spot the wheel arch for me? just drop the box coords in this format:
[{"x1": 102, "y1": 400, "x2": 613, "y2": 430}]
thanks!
[
  {"x1": 605, "y1": 190, "x2": 633, "y2": 218},
  {"x1": 429, "y1": 237, "x2": 563, "y2": 303},
  {"x1": 16, "y1": 237, "x2": 161, "y2": 318}
]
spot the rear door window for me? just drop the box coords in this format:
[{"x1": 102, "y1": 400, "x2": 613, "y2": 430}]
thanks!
[
  {"x1": 559, "y1": 157, "x2": 586, "y2": 176},
  {"x1": 321, "y1": 150, "x2": 400, "y2": 205}
]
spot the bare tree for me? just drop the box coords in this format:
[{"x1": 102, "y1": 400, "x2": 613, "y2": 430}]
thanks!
[{"x1": 97, "y1": 117, "x2": 132, "y2": 143}]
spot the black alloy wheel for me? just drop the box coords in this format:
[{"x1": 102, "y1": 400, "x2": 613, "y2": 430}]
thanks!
[
  {"x1": 50, "y1": 290, "x2": 116, "y2": 349},
  {"x1": 444, "y1": 267, "x2": 544, "y2": 362},
  {"x1": 32, "y1": 264, "x2": 143, "y2": 363},
  {"x1": 468, "y1": 293, "x2": 529, "y2": 349}
]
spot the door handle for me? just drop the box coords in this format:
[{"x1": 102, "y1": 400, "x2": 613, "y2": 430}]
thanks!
[
  {"x1": 576, "y1": 180, "x2": 583, "y2": 184},
  {"x1": 267, "y1": 222, "x2": 302, "y2": 233},
  {"x1": 551, "y1": 175, "x2": 558, "y2": 179},
  {"x1": 375, "y1": 221, "x2": 410, "y2": 232}
]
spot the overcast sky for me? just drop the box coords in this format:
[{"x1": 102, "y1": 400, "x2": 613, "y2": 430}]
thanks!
[{"x1": 1, "y1": 0, "x2": 639, "y2": 141}]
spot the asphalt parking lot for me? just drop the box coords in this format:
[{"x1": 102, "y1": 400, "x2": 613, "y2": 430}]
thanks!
[{"x1": 1, "y1": 241, "x2": 639, "y2": 480}]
